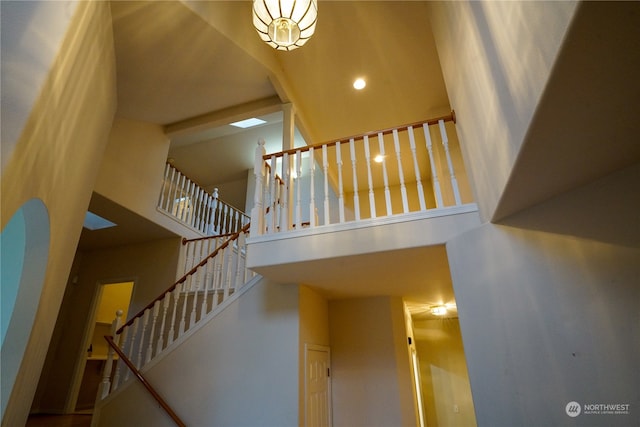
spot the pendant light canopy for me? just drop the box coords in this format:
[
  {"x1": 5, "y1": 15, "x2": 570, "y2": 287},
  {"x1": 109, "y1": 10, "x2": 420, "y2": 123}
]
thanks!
[{"x1": 252, "y1": 0, "x2": 318, "y2": 51}]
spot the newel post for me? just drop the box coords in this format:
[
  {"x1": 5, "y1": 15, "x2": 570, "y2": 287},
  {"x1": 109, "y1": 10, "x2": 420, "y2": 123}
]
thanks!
[
  {"x1": 250, "y1": 139, "x2": 266, "y2": 237},
  {"x1": 98, "y1": 309, "x2": 123, "y2": 399}
]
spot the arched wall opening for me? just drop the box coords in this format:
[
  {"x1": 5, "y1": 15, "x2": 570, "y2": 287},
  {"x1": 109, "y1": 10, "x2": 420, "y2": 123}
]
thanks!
[{"x1": 1, "y1": 198, "x2": 50, "y2": 417}]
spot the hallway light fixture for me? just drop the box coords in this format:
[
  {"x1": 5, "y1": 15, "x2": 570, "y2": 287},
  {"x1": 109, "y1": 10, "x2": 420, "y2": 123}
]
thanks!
[
  {"x1": 252, "y1": 0, "x2": 318, "y2": 51},
  {"x1": 430, "y1": 305, "x2": 448, "y2": 316}
]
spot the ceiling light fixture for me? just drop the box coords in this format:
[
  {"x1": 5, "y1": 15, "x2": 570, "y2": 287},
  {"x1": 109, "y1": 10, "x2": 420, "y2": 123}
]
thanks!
[
  {"x1": 374, "y1": 154, "x2": 384, "y2": 163},
  {"x1": 353, "y1": 78, "x2": 366, "y2": 90},
  {"x1": 430, "y1": 305, "x2": 448, "y2": 316},
  {"x1": 252, "y1": 0, "x2": 318, "y2": 51}
]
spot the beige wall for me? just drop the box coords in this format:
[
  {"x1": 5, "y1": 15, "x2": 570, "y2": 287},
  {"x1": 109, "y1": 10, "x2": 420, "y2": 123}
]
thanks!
[
  {"x1": 447, "y1": 224, "x2": 640, "y2": 426},
  {"x1": 329, "y1": 296, "x2": 417, "y2": 427},
  {"x1": 428, "y1": 1, "x2": 578, "y2": 221},
  {"x1": 33, "y1": 237, "x2": 181, "y2": 414},
  {"x1": 95, "y1": 117, "x2": 201, "y2": 240},
  {"x1": 414, "y1": 318, "x2": 476, "y2": 427},
  {"x1": 0, "y1": 2, "x2": 117, "y2": 425}
]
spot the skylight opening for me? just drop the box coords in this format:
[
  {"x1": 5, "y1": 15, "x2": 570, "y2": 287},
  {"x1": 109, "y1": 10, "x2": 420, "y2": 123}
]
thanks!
[
  {"x1": 229, "y1": 118, "x2": 267, "y2": 128},
  {"x1": 83, "y1": 211, "x2": 117, "y2": 231}
]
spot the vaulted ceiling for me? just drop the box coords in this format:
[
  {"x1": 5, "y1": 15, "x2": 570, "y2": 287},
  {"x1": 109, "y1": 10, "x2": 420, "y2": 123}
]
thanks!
[{"x1": 110, "y1": 0, "x2": 451, "y2": 193}]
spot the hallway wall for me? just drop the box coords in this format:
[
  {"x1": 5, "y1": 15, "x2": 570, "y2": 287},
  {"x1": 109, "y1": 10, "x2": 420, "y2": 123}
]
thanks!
[
  {"x1": 0, "y1": 2, "x2": 117, "y2": 425},
  {"x1": 448, "y1": 224, "x2": 640, "y2": 426}
]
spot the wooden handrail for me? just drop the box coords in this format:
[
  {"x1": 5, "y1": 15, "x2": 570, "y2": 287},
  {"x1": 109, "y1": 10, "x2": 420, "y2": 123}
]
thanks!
[
  {"x1": 104, "y1": 335, "x2": 187, "y2": 427},
  {"x1": 262, "y1": 110, "x2": 456, "y2": 160},
  {"x1": 117, "y1": 223, "x2": 251, "y2": 333},
  {"x1": 182, "y1": 233, "x2": 234, "y2": 245}
]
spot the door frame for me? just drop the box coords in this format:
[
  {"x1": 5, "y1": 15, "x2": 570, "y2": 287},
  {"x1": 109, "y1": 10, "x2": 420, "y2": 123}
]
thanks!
[{"x1": 65, "y1": 278, "x2": 135, "y2": 413}]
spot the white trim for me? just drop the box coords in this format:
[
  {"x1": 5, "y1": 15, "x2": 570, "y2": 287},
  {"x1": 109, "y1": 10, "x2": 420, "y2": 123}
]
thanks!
[{"x1": 248, "y1": 203, "x2": 479, "y2": 244}]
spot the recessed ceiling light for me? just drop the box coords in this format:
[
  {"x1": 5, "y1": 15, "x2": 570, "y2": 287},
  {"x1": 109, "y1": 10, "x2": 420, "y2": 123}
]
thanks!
[
  {"x1": 230, "y1": 118, "x2": 267, "y2": 128},
  {"x1": 353, "y1": 78, "x2": 366, "y2": 90},
  {"x1": 374, "y1": 154, "x2": 384, "y2": 163},
  {"x1": 83, "y1": 211, "x2": 117, "y2": 230}
]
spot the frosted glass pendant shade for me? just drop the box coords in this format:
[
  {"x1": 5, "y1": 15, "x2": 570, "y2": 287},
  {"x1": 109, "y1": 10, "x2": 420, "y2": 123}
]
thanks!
[{"x1": 253, "y1": 0, "x2": 318, "y2": 51}]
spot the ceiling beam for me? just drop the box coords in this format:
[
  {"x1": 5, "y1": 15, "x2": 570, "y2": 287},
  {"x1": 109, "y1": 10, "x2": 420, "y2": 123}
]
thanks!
[{"x1": 164, "y1": 95, "x2": 283, "y2": 137}]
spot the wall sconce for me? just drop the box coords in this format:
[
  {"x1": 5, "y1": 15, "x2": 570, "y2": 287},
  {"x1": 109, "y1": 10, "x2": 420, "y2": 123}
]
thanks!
[{"x1": 252, "y1": 0, "x2": 318, "y2": 51}]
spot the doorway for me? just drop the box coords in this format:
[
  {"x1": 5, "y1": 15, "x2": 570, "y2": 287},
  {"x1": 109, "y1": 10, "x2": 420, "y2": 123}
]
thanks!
[
  {"x1": 72, "y1": 281, "x2": 133, "y2": 412},
  {"x1": 305, "y1": 344, "x2": 332, "y2": 427}
]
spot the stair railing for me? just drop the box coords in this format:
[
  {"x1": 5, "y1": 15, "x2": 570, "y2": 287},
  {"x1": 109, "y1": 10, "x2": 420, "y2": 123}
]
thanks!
[
  {"x1": 251, "y1": 111, "x2": 474, "y2": 237},
  {"x1": 158, "y1": 163, "x2": 250, "y2": 235},
  {"x1": 100, "y1": 224, "x2": 254, "y2": 399},
  {"x1": 104, "y1": 335, "x2": 187, "y2": 427}
]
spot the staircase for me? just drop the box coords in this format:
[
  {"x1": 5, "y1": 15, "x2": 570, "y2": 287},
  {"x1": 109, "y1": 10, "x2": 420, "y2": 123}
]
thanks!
[{"x1": 94, "y1": 224, "x2": 258, "y2": 426}]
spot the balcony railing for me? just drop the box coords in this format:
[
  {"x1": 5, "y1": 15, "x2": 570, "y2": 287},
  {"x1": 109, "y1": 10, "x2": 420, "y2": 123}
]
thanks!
[
  {"x1": 158, "y1": 163, "x2": 249, "y2": 235},
  {"x1": 250, "y1": 111, "x2": 474, "y2": 237}
]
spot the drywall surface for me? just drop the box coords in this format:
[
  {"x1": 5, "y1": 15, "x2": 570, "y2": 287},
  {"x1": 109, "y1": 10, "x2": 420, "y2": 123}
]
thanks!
[
  {"x1": 95, "y1": 278, "x2": 301, "y2": 427},
  {"x1": 329, "y1": 296, "x2": 417, "y2": 427},
  {"x1": 414, "y1": 318, "x2": 476, "y2": 427},
  {"x1": 94, "y1": 117, "x2": 201, "y2": 240},
  {"x1": 447, "y1": 224, "x2": 640, "y2": 426},
  {"x1": 429, "y1": 1, "x2": 578, "y2": 221},
  {"x1": 0, "y1": 1, "x2": 117, "y2": 424}
]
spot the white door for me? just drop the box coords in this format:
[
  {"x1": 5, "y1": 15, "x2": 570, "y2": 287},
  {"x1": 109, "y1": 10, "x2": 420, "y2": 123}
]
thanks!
[{"x1": 305, "y1": 345, "x2": 332, "y2": 427}]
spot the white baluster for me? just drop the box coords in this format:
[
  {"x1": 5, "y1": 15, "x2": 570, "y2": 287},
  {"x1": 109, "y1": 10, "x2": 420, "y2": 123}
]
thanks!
[
  {"x1": 190, "y1": 267, "x2": 202, "y2": 326},
  {"x1": 308, "y1": 147, "x2": 316, "y2": 227},
  {"x1": 223, "y1": 244, "x2": 234, "y2": 299},
  {"x1": 170, "y1": 171, "x2": 183, "y2": 217},
  {"x1": 294, "y1": 150, "x2": 302, "y2": 229},
  {"x1": 322, "y1": 145, "x2": 330, "y2": 225},
  {"x1": 99, "y1": 310, "x2": 123, "y2": 399},
  {"x1": 167, "y1": 283, "x2": 182, "y2": 346},
  {"x1": 136, "y1": 310, "x2": 150, "y2": 368},
  {"x1": 392, "y1": 129, "x2": 409, "y2": 213},
  {"x1": 178, "y1": 179, "x2": 189, "y2": 221},
  {"x1": 112, "y1": 326, "x2": 127, "y2": 390},
  {"x1": 158, "y1": 163, "x2": 171, "y2": 210},
  {"x1": 423, "y1": 123, "x2": 443, "y2": 208},
  {"x1": 186, "y1": 183, "x2": 195, "y2": 226},
  {"x1": 204, "y1": 193, "x2": 213, "y2": 235},
  {"x1": 236, "y1": 232, "x2": 247, "y2": 287},
  {"x1": 363, "y1": 135, "x2": 376, "y2": 218},
  {"x1": 192, "y1": 187, "x2": 202, "y2": 231},
  {"x1": 123, "y1": 317, "x2": 139, "y2": 381},
  {"x1": 145, "y1": 301, "x2": 160, "y2": 363},
  {"x1": 213, "y1": 245, "x2": 225, "y2": 307},
  {"x1": 439, "y1": 120, "x2": 462, "y2": 205},
  {"x1": 349, "y1": 139, "x2": 361, "y2": 221},
  {"x1": 156, "y1": 294, "x2": 170, "y2": 354},
  {"x1": 201, "y1": 257, "x2": 213, "y2": 319},
  {"x1": 178, "y1": 277, "x2": 191, "y2": 335},
  {"x1": 212, "y1": 187, "x2": 220, "y2": 234},
  {"x1": 336, "y1": 142, "x2": 345, "y2": 223},
  {"x1": 268, "y1": 155, "x2": 277, "y2": 234},
  {"x1": 165, "y1": 166, "x2": 176, "y2": 213},
  {"x1": 408, "y1": 126, "x2": 426, "y2": 211},
  {"x1": 377, "y1": 133, "x2": 392, "y2": 216},
  {"x1": 280, "y1": 152, "x2": 290, "y2": 231}
]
